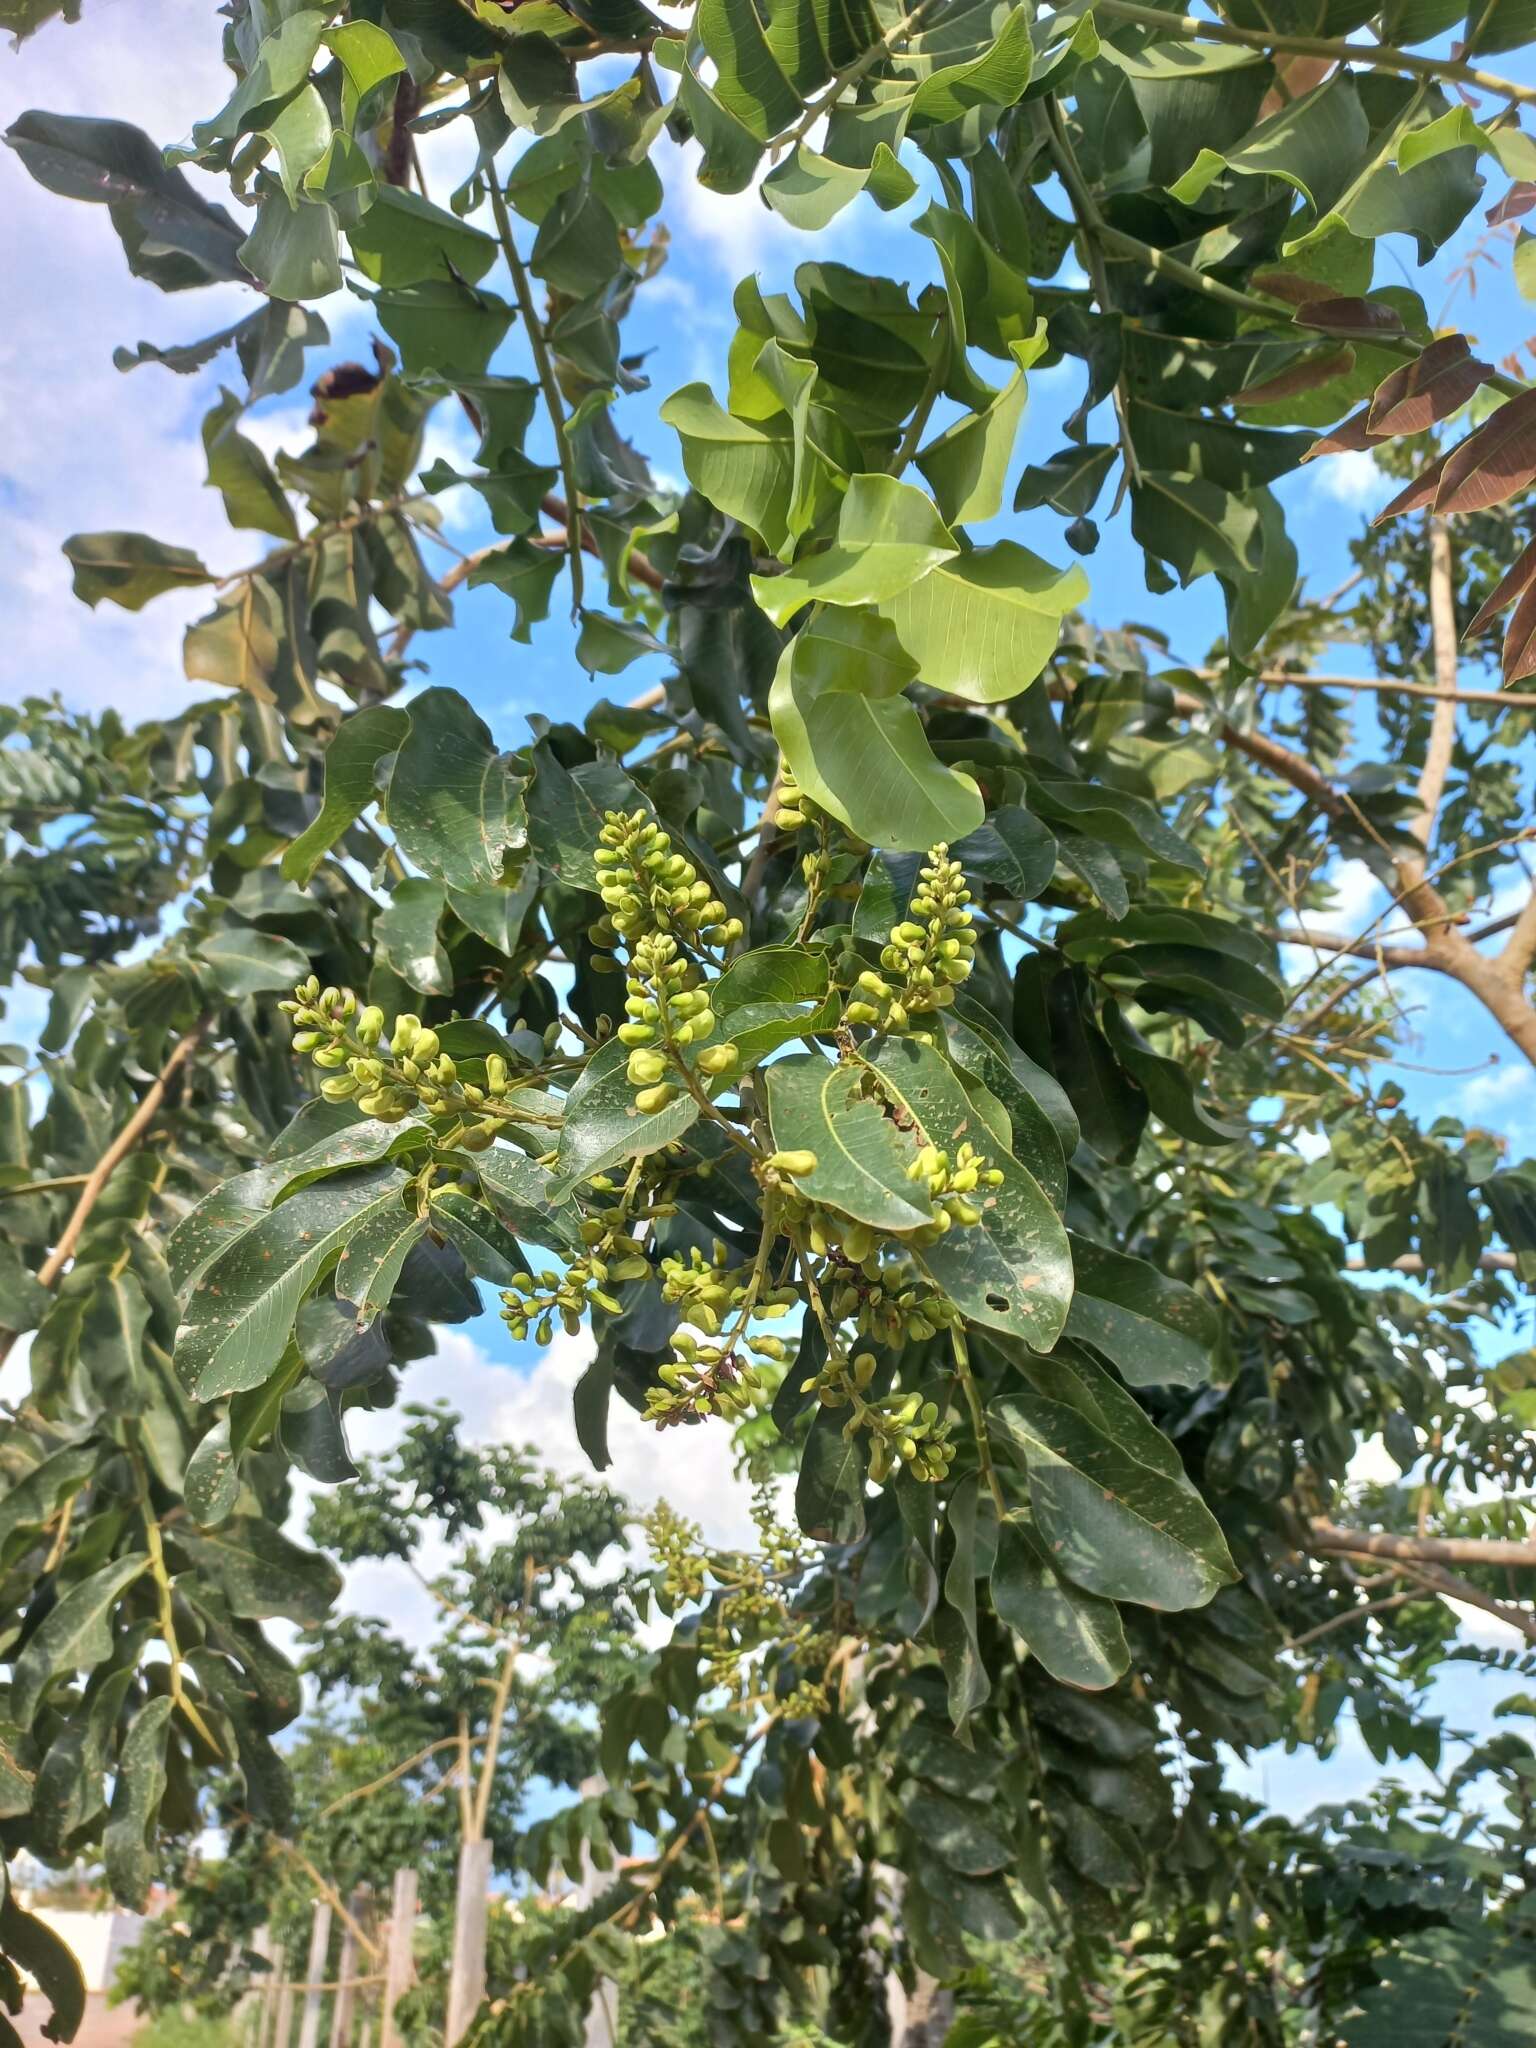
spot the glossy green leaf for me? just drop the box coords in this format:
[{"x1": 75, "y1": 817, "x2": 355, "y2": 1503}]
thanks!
[
  {"x1": 282, "y1": 705, "x2": 409, "y2": 884},
  {"x1": 196, "y1": 925, "x2": 312, "y2": 999},
  {"x1": 176, "y1": 1165, "x2": 414, "y2": 1399},
  {"x1": 991, "y1": 1518, "x2": 1130, "y2": 1690},
  {"x1": 373, "y1": 877, "x2": 450, "y2": 994},
  {"x1": 1063, "y1": 1234, "x2": 1218, "y2": 1389},
  {"x1": 866, "y1": 1036, "x2": 1072, "y2": 1350},
  {"x1": 10, "y1": 1554, "x2": 149, "y2": 1728},
  {"x1": 795, "y1": 1406, "x2": 868, "y2": 1543},
  {"x1": 763, "y1": 1051, "x2": 934, "y2": 1233},
  {"x1": 992, "y1": 1351, "x2": 1235, "y2": 1612},
  {"x1": 883, "y1": 541, "x2": 1088, "y2": 704},
  {"x1": 547, "y1": 1034, "x2": 701, "y2": 1202},
  {"x1": 349, "y1": 185, "x2": 498, "y2": 288},
  {"x1": 752, "y1": 476, "x2": 958, "y2": 627},
  {"x1": 387, "y1": 688, "x2": 524, "y2": 894},
  {"x1": 201, "y1": 388, "x2": 298, "y2": 541},
  {"x1": 769, "y1": 607, "x2": 984, "y2": 851}
]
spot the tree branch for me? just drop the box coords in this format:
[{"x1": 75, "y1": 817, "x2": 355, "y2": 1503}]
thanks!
[
  {"x1": 1306, "y1": 1521, "x2": 1536, "y2": 1568},
  {"x1": 1407, "y1": 517, "x2": 1460, "y2": 875},
  {"x1": 0, "y1": 1017, "x2": 210, "y2": 1369},
  {"x1": 486, "y1": 167, "x2": 584, "y2": 616},
  {"x1": 1205, "y1": 668, "x2": 1536, "y2": 711},
  {"x1": 1397, "y1": 1559, "x2": 1536, "y2": 1646}
]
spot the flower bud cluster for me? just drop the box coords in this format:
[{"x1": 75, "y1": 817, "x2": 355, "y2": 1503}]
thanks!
[
  {"x1": 617, "y1": 933, "x2": 741, "y2": 1113},
  {"x1": 843, "y1": 845, "x2": 977, "y2": 1032},
  {"x1": 658, "y1": 1241, "x2": 796, "y2": 1336},
  {"x1": 644, "y1": 1336, "x2": 767, "y2": 1428},
  {"x1": 906, "y1": 1141, "x2": 1003, "y2": 1245},
  {"x1": 280, "y1": 978, "x2": 512, "y2": 1144},
  {"x1": 770, "y1": 765, "x2": 821, "y2": 836},
  {"x1": 822, "y1": 1258, "x2": 959, "y2": 1350},
  {"x1": 645, "y1": 1500, "x2": 709, "y2": 1606},
  {"x1": 801, "y1": 1346, "x2": 955, "y2": 1485},
  {"x1": 500, "y1": 1186, "x2": 661, "y2": 1344},
  {"x1": 592, "y1": 809, "x2": 742, "y2": 957}
]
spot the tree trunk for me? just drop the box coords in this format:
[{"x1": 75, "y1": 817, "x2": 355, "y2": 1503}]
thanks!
[
  {"x1": 445, "y1": 1837, "x2": 493, "y2": 2046},
  {"x1": 899, "y1": 1972, "x2": 955, "y2": 2047},
  {"x1": 378, "y1": 1868, "x2": 418, "y2": 2048}
]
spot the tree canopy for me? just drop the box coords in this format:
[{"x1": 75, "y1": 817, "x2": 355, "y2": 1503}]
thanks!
[{"x1": 4, "y1": 0, "x2": 1536, "y2": 2041}]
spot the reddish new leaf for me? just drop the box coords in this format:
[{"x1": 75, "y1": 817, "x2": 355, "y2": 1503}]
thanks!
[
  {"x1": 1488, "y1": 182, "x2": 1536, "y2": 225},
  {"x1": 1295, "y1": 297, "x2": 1406, "y2": 338},
  {"x1": 1252, "y1": 269, "x2": 1337, "y2": 306},
  {"x1": 1367, "y1": 335, "x2": 1491, "y2": 436},
  {"x1": 1372, "y1": 448, "x2": 1451, "y2": 525},
  {"x1": 1465, "y1": 535, "x2": 1536, "y2": 637},
  {"x1": 1300, "y1": 405, "x2": 1376, "y2": 464},
  {"x1": 1502, "y1": 576, "x2": 1536, "y2": 683},
  {"x1": 1433, "y1": 388, "x2": 1536, "y2": 517},
  {"x1": 1238, "y1": 346, "x2": 1355, "y2": 408}
]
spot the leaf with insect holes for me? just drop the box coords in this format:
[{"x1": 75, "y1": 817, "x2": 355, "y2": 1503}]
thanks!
[{"x1": 1367, "y1": 334, "x2": 1491, "y2": 436}]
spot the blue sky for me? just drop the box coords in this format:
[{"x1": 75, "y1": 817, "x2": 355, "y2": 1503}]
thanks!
[{"x1": 3, "y1": 1, "x2": 1536, "y2": 1820}]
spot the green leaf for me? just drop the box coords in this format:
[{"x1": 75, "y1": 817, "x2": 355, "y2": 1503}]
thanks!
[
  {"x1": 866, "y1": 1037, "x2": 1073, "y2": 1351},
  {"x1": 795, "y1": 1406, "x2": 867, "y2": 1543},
  {"x1": 373, "y1": 277, "x2": 515, "y2": 380},
  {"x1": 387, "y1": 688, "x2": 524, "y2": 894},
  {"x1": 62, "y1": 532, "x2": 211, "y2": 611},
  {"x1": 762, "y1": 139, "x2": 916, "y2": 230},
  {"x1": 4, "y1": 110, "x2": 245, "y2": 290},
  {"x1": 951, "y1": 807, "x2": 1057, "y2": 902},
  {"x1": 430, "y1": 1187, "x2": 528, "y2": 1286},
  {"x1": 712, "y1": 945, "x2": 838, "y2": 1069},
  {"x1": 348, "y1": 184, "x2": 499, "y2": 288},
  {"x1": 769, "y1": 607, "x2": 983, "y2": 851},
  {"x1": 373, "y1": 877, "x2": 450, "y2": 994},
  {"x1": 1130, "y1": 473, "x2": 1263, "y2": 588},
  {"x1": 916, "y1": 335, "x2": 1043, "y2": 527},
  {"x1": 11, "y1": 1554, "x2": 149, "y2": 1728},
  {"x1": 882, "y1": 541, "x2": 1087, "y2": 705},
  {"x1": 282, "y1": 705, "x2": 410, "y2": 884},
  {"x1": 0, "y1": 1882, "x2": 86, "y2": 2043},
  {"x1": 660, "y1": 383, "x2": 796, "y2": 553},
  {"x1": 168, "y1": 1518, "x2": 342, "y2": 1625},
  {"x1": 901, "y1": 1788, "x2": 1013, "y2": 1875},
  {"x1": 1029, "y1": 779, "x2": 1203, "y2": 875},
  {"x1": 909, "y1": 2, "x2": 1033, "y2": 123},
  {"x1": 185, "y1": 1419, "x2": 240, "y2": 1528},
  {"x1": 76, "y1": 1267, "x2": 153, "y2": 1413},
  {"x1": 0, "y1": 1443, "x2": 100, "y2": 1568},
  {"x1": 191, "y1": 9, "x2": 327, "y2": 145},
  {"x1": 325, "y1": 19, "x2": 407, "y2": 126},
  {"x1": 176, "y1": 1165, "x2": 413, "y2": 1398},
  {"x1": 524, "y1": 742, "x2": 646, "y2": 892},
  {"x1": 201, "y1": 388, "x2": 298, "y2": 541},
  {"x1": 991, "y1": 1351, "x2": 1235, "y2": 1612},
  {"x1": 762, "y1": 1051, "x2": 933, "y2": 1233},
  {"x1": 751, "y1": 476, "x2": 958, "y2": 627},
  {"x1": 547, "y1": 1035, "x2": 701, "y2": 1202},
  {"x1": 196, "y1": 925, "x2": 312, "y2": 999},
  {"x1": 1063, "y1": 1235, "x2": 1217, "y2": 1389},
  {"x1": 103, "y1": 1695, "x2": 173, "y2": 1910},
  {"x1": 939, "y1": 1474, "x2": 992, "y2": 1730},
  {"x1": 991, "y1": 1519, "x2": 1130, "y2": 1690},
  {"x1": 576, "y1": 610, "x2": 666, "y2": 675},
  {"x1": 238, "y1": 192, "x2": 342, "y2": 301},
  {"x1": 475, "y1": 1147, "x2": 582, "y2": 1256}
]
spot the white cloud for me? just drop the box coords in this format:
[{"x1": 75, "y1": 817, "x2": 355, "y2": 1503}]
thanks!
[
  {"x1": 306, "y1": 1324, "x2": 775, "y2": 1653},
  {"x1": 1310, "y1": 448, "x2": 1390, "y2": 510}
]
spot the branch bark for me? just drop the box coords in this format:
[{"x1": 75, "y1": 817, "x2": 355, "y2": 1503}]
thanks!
[
  {"x1": 1306, "y1": 1520, "x2": 1536, "y2": 1568},
  {"x1": 0, "y1": 1016, "x2": 210, "y2": 1369}
]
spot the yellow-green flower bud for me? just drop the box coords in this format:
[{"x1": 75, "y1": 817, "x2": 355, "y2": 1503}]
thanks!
[
  {"x1": 767, "y1": 1149, "x2": 818, "y2": 1176},
  {"x1": 356, "y1": 1005, "x2": 385, "y2": 1047},
  {"x1": 635, "y1": 1083, "x2": 678, "y2": 1115}
]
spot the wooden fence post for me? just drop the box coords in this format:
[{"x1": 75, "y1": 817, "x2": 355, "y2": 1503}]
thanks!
[
  {"x1": 296, "y1": 1899, "x2": 333, "y2": 2048},
  {"x1": 378, "y1": 1867, "x2": 418, "y2": 2048},
  {"x1": 272, "y1": 1952, "x2": 296, "y2": 2048},
  {"x1": 576, "y1": 1777, "x2": 618, "y2": 2048},
  {"x1": 445, "y1": 1837, "x2": 493, "y2": 2046},
  {"x1": 329, "y1": 1886, "x2": 368, "y2": 2047}
]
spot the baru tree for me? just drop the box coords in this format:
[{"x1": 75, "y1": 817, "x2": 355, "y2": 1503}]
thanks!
[{"x1": 4, "y1": 0, "x2": 1536, "y2": 2041}]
